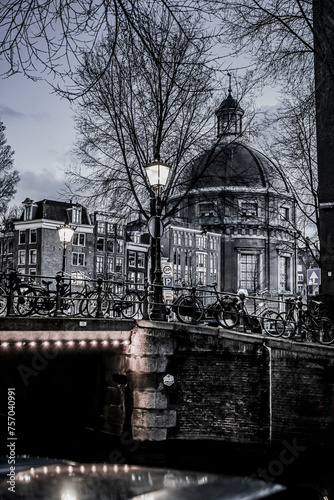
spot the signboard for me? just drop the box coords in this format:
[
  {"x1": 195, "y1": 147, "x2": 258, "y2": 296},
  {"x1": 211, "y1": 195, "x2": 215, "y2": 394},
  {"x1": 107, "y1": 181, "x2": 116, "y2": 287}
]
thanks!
[
  {"x1": 164, "y1": 277, "x2": 173, "y2": 288},
  {"x1": 163, "y1": 264, "x2": 173, "y2": 276},
  {"x1": 307, "y1": 268, "x2": 321, "y2": 285},
  {"x1": 163, "y1": 374, "x2": 175, "y2": 386},
  {"x1": 148, "y1": 216, "x2": 164, "y2": 238},
  {"x1": 163, "y1": 265, "x2": 174, "y2": 301}
]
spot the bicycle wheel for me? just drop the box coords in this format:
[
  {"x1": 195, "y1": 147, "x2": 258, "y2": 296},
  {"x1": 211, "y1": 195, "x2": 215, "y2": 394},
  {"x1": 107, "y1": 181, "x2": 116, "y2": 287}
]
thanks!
[
  {"x1": 33, "y1": 291, "x2": 56, "y2": 316},
  {"x1": 13, "y1": 287, "x2": 36, "y2": 316},
  {"x1": 312, "y1": 316, "x2": 334, "y2": 345},
  {"x1": 62, "y1": 292, "x2": 85, "y2": 316},
  {"x1": 261, "y1": 310, "x2": 284, "y2": 337},
  {"x1": 279, "y1": 312, "x2": 297, "y2": 338},
  {"x1": 0, "y1": 287, "x2": 7, "y2": 316},
  {"x1": 215, "y1": 303, "x2": 239, "y2": 328},
  {"x1": 85, "y1": 290, "x2": 110, "y2": 317},
  {"x1": 176, "y1": 295, "x2": 204, "y2": 324},
  {"x1": 121, "y1": 291, "x2": 142, "y2": 319}
]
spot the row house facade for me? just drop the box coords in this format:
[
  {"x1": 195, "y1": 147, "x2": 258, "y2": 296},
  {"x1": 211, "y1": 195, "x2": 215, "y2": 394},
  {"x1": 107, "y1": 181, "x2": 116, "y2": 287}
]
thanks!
[
  {"x1": 13, "y1": 198, "x2": 94, "y2": 279},
  {"x1": 0, "y1": 199, "x2": 152, "y2": 291}
]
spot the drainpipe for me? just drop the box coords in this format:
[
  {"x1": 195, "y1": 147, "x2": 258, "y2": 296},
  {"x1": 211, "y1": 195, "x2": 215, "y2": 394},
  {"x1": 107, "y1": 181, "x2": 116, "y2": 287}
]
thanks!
[{"x1": 263, "y1": 341, "x2": 272, "y2": 443}]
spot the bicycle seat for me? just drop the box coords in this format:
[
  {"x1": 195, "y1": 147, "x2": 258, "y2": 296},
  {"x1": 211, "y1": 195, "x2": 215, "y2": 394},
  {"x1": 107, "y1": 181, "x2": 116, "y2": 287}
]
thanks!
[{"x1": 42, "y1": 280, "x2": 53, "y2": 286}]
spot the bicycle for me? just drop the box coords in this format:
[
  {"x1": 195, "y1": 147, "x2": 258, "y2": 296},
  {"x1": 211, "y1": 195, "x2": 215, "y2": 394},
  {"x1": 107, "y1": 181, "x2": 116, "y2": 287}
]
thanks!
[
  {"x1": 81, "y1": 277, "x2": 144, "y2": 319},
  {"x1": 32, "y1": 275, "x2": 85, "y2": 316},
  {"x1": 236, "y1": 289, "x2": 285, "y2": 337},
  {"x1": 0, "y1": 269, "x2": 37, "y2": 316},
  {"x1": 281, "y1": 296, "x2": 334, "y2": 345},
  {"x1": 174, "y1": 282, "x2": 239, "y2": 327}
]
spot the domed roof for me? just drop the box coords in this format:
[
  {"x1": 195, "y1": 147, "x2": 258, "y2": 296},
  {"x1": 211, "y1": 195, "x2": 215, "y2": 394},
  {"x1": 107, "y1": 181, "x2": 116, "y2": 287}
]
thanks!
[
  {"x1": 186, "y1": 141, "x2": 289, "y2": 192},
  {"x1": 215, "y1": 91, "x2": 244, "y2": 115}
]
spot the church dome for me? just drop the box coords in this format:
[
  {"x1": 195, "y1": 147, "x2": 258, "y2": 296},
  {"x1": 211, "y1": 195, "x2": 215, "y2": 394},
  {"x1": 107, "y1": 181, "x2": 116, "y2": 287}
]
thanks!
[{"x1": 188, "y1": 141, "x2": 289, "y2": 192}]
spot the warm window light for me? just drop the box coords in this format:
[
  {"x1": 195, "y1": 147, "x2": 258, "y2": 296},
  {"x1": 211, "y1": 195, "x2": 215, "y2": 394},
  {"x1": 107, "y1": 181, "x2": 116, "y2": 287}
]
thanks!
[
  {"x1": 145, "y1": 159, "x2": 170, "y2": 188},
  {"x1": 57, "y1": 223, "x2": 75, "y2": 246}
]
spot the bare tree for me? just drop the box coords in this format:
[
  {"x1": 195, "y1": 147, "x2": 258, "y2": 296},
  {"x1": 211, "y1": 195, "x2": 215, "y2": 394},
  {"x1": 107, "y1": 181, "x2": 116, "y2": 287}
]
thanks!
[
  {"x1": 65, "y1": 5, "x2": 246, "y2": 222},
  {"x1": 257, "y1": 83, "x2": 319, "y2": 261},
  {"x1": 0, "y1": 120, "x2": 20, "y2": 217}
]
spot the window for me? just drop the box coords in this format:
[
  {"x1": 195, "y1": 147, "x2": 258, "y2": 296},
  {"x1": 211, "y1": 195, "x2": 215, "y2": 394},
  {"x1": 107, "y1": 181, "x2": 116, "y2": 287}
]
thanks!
[
  {"x1": 107, "y1": 239, "x2": 114, "y2": 252},
  {"x1": 73, "y1": 233, "x2": 85, "y2": 246},
  {"x1": 96, "y1": 255, "x2": 104, "y2": 274},
  {"x1": 198, "y1": 270, "x2": 206, "y2": 285},
  {"x1": 30, "y1": 229, "x2": 37, "y2": 243},
  {"x1": 128, "y1": 271, "x2": 136, "y2": 284},
  {"x1": 72, "y1": 207, "x2": 82, "y2": 224},
  {"x1": 137, "y1": 252, "x2": 145, "y2": 268},
  {"x1": 117, "y1": 226, "x2": 124, "y2": 237},
  {"x1": 279, "y1": 256, "x2": 291, "y2": 292},
  {"x1": 137, "y1": 272, "x2": 145, "y2": 289},
  {"x1": 239, "y1": 253, "x2": 260, "y2": 292},
  {"x1": 209, "y1": 236, "x2": 218, "y2": 250},
  {"x1": 107, "y1": 257, "x2": 114, "y2": 274},
  {"x1": 72, "y1": 252, "x2": 85, "y2": 266},
  {"x1": 107, "y1": 223, "x2": 114, "y2": 234},
  {"x1": 19, "y1": 231, "x2": 26, "y2": 245},
  {"x1": 29, "y1": 249, "x2": 37, "y2": 265},
  {"x1": 115, "y1": 258, "x2": 123, "y2": 274},
  {"x1": 18, "y1": 250, "x2": 25, "y2": 265},
  {"x1": 196, "y1": 253, "x2": 207, "y2": 268},
  {"x1": 97, "y1": 221, "x2": 105, "y2": 233},
  {"x1": 184, "y1": 233, "x2": 193, "y2": 247},
  {"x1": 97, "y1": 238, "x2": 105, "y2": 251},
  {"x1": 117, "y1": 240, "x2": 124, "y2": 253},
  {"x1": 196, "y1": 235, "x2": 206, "y2": 249},
  {"x1": 210, "y1": 253, "x2": 218, "y2": 280},
  {"x1": 279, "y1": 207, "x2": 290, "y2": 222},
  {"x1": 199, "y1": 201, "x2": 216, "y2": 217},
  {"x1": 128, "y1": 251, "x2": 136, "y2": 267},
  {"x1": 29, "y1": 269, "x2": 36, "y2": 276},
  {"x1": 26, "y1": 206, "x2": 32, "y2": 220},
  {"x1": 241, "y1": 202, "x2": 258, "y2": 217}
]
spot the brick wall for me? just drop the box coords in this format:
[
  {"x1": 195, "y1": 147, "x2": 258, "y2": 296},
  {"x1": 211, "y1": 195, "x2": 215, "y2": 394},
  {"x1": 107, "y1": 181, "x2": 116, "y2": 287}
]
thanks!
[{"x1": 124, "y1": 322, "x2": 334, "y2": 447}]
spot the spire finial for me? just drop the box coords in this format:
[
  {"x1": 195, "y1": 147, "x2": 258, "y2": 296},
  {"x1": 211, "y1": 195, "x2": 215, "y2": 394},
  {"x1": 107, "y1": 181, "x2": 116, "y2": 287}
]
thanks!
[{"x1": 227, "y1": 72, "x2": 232, "y2": 95}]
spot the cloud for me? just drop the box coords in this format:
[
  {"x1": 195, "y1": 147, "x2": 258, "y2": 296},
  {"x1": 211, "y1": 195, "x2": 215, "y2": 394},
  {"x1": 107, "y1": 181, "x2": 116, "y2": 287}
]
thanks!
[
  {"x1": 0, "y1": 105, "x2": 25, "y2": 119},
  {"x1": 12, "y1": 168, "x2": 68, "y2": 206}
]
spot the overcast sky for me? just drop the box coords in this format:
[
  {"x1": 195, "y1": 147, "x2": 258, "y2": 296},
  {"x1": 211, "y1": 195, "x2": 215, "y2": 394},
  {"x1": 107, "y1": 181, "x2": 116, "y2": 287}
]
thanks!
[
  {"x1": 0, "y1": 71, "x2": 279, "y2": 211},
  {"x1": 0, "y1": 73, "x2": 75, "y2": 209}
]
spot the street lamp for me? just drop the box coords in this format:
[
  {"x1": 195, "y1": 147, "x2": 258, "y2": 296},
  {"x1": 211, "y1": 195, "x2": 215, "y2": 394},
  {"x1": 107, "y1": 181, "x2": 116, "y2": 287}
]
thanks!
[
  {"x1": 57, "y1": 223, "x2": 75, "y2": 275},
  {"x1": 145, "y1": 158, "x2": 171, "y2": 321}
]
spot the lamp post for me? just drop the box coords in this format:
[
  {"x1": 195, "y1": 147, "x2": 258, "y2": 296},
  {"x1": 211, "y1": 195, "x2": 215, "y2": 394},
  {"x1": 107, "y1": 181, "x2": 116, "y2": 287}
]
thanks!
[
  {"x1": 57, "y1": 223, "x2": 75, "y2": 275},
  {"x1": 145, "y1": 158, "x2": 170, "y2": 321}
]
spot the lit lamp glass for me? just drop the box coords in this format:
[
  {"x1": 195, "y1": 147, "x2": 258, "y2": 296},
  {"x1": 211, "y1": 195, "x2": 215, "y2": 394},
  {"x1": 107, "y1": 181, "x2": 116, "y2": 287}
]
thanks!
[
  {"x1": 145, "y1": 160, "x2": 170, "y2": 189},
  {"x1": 57, "y1": 224, "x2": 75, "y2": 246}
]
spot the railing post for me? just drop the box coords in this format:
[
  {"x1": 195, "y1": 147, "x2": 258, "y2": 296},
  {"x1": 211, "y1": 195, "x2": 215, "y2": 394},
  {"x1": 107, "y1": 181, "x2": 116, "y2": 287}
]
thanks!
[
  {"x1": 297, "y1": 296, "x2": 304, "y2": 340},
  {"x1": 142, "y1": 278, "x2": 149, "y2": 320},
  {"x1": 239, "y1": 293, "x2": 246, "y2": 332},
  {"x1": 96, "y1": 277, "x2": 103, "y2": 318},
  {"x1": 7, "y1": 271, "x2": 15, "y2": 316},
  {"x1": 191, "y1": 286, "x2": 197, "y2": 325},
  {"x1": 55, "y1": 274, "x2": 63, "y2": 317}
]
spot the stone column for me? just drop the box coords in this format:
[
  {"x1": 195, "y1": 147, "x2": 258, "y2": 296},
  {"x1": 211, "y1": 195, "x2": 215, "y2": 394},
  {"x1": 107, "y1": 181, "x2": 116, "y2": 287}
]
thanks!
[{"x1": 127, "y1": 322, "x2": 176, "y2": 441}]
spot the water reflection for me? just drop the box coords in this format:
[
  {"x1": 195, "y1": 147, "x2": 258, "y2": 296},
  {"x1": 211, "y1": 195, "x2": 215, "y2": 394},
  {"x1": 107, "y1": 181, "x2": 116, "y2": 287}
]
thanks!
[{"x1": 0, "y1": 463, "x2": 214, "y2": 500}]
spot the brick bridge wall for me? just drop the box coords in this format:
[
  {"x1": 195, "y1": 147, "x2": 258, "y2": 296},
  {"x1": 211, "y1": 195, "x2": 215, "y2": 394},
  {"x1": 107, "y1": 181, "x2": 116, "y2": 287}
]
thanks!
[
  {"x1": 120, "y1": 321, "x2": 334, "y2": 447},
  {"x1": 1, "y1": 317, "x2": 334, "y2": 451}
]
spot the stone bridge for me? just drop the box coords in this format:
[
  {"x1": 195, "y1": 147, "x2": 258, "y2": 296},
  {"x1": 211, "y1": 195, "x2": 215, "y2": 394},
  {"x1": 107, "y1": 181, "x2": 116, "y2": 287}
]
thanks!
[{"x1": 1, "y1": 316, "x2": 334, "y2": 462}]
